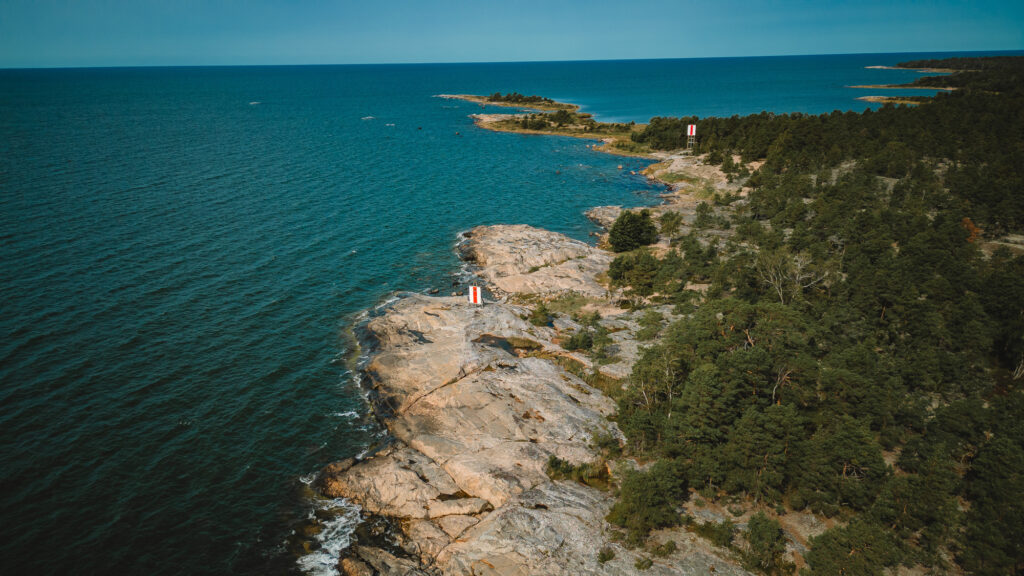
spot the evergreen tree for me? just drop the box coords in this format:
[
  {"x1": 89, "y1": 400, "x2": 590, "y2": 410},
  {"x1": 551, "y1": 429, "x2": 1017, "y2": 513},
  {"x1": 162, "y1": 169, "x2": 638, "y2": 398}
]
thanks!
[
  {"x1": 744, "y1": 512, "x2": 790, "y2": 574},
  {"x1": 606, "y1": 459, "x2": 688, "y2": 546},
  {"x1": 721, "y1": 404, "x2": 804, "y2": 504},
  {"x1": 961, "y1": 436, "x2": 1024, "y2": 575},
  {"x1": 805, "y1": 518, "x2": 902, "y2": 576},
  {"x1": 609, "y1": 210, "x2": 658, "y2": 252}
]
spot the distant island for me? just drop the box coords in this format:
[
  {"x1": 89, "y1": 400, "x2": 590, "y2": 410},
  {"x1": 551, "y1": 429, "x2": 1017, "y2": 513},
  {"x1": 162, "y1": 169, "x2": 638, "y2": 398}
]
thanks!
[
  {"x1": 436, "y1": 92, "x2": 578, "y2": 112},
  {"x1": 316, "y1": 56, "x2": 1024, "y2": 576}
]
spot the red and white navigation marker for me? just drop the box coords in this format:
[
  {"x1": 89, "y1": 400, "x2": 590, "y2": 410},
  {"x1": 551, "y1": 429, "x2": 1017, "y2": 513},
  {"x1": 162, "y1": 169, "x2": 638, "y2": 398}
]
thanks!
[
  {"x1": 687, "y1": 124, "x2": 697, "y2": 136},
  {"x1": 468, "y1": 285, "x2": 483, "y2": 305}
]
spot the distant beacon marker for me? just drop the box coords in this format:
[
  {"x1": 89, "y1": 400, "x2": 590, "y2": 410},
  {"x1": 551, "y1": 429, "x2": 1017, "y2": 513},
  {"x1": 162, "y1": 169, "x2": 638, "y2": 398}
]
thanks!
[
  {"x1": 687, "y1": 124, "x2": 697, "y2": 152},
  {"x1": 468, "y1": 286, "x2": 483, "y2": 305}
]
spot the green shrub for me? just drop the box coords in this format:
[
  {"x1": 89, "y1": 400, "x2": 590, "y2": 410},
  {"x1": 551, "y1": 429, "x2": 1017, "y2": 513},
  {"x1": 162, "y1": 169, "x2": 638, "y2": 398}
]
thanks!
[
  {"x1": 692, "y1": 519, "x2": 736, "y2": 549},
  {"x1": 519, "y1": 114, "x2": 550, "y2": 130},
  {"x1": 528, "y1": 302, "x2": 552, "y2": 327},
  {"x1": 597, "y1": 546, "x2": 615, "y2": 563},
  {"x1": 607, "y1": 459, "x2": 688, "y2": 546},
  {"x1": 634, "y1": 557, "x2": 653, "y2": 570},
  {"x1": 651, "y1": 540, "x2": 677, "y2": 557},
  {"x1": 549, "y1": 109, "x2": 574, "y2": 126},
  {"x1": 744, "y1": 512, "x2": 791, "y2": 574},
  {"x1": 804, "y1": 518, "x2": 901, "y2": 576},
  {"x1": 636, "y1": 310, "x2": 663, "y2": 341},
  {"x1": 546, "y1": 455, "x2": 608, "y2": 487},
  {"x1": 487, "y1": 92, "x2": 556, "y2": 105},
  {"x1": 693, "y1": 202, "x2": 714, "y2": 229},
  {"x1": 609, "y1": 209, "x2": 658, "y2": 252},
  {"x1": 659, "y1": 211, "x2": 684, "y2": 237},
  {"x1": 592, "y1": 431, "x2": 623, "y2": 457},
  {"x1": 562, "y1": 328, "x2": 594, "y2": 351}
]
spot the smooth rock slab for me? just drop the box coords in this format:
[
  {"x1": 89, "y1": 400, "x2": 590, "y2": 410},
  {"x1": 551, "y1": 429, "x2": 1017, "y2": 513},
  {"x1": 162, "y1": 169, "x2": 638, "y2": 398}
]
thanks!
[
  {"x1": 437, "y1": 482, "x2": 609, "y2": 576},
  {"x1": 435, "y1": 515, "x2": 479, "y2": 539},
  {"x1": 321, "y1": 444, "x2": 459, "y2": 519},
  {"x1": 460, "y1": 224, "x2": 612, "y2": 298},
  {"x1": 354, "y1": 546, "x2": 430, "y2": 576},
  {"x1": 401, "y1": 519, "x2": 451, "y2": 563},
  {"x1": 427, "y1": 497, "x2": 490, "y2": 519}
]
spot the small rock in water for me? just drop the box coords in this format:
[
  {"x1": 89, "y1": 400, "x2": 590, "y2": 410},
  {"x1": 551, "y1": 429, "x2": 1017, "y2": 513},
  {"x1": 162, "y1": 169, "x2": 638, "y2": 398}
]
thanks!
[{"x1": 428, "y1": 288, "x2": 439, "y2": 294}]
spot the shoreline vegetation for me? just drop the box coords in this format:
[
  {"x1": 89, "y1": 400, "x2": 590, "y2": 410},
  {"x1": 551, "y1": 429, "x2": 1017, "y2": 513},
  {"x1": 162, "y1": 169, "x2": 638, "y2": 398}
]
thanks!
[
  {"x1": 854, "y1": 56, "x2": 1021, "y2": 104},
  {"x1": 308, "y1": 57, "x2": 1024, "y2": 576},
  {"x1": 864, "y1": 65, "x2": 960, "y2": 73},
  {"x1": 439, "y1": 93, "x2": 653, "y2": 157},
  {"x1": 854, "y1": 95, "x2": 932, "y2": 105},
  {"x1": 847, "y1": 84, "x2": 956, "y2": 90},
  {"x1": 435, "y1": 92, "x2": 578, "y2": 112}
]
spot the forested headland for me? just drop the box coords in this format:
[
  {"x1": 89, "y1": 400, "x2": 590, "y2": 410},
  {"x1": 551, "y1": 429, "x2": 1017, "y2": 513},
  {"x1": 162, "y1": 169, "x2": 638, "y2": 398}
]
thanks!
[{"x1": 590, "y1": 56, "x2": 1023, "y2": 575}]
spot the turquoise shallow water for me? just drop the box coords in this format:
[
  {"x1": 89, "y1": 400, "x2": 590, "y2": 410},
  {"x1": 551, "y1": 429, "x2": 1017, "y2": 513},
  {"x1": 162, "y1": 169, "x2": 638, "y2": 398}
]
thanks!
[{"x1": 0, "y1": 52, "x2": 1015, "y2": 574}]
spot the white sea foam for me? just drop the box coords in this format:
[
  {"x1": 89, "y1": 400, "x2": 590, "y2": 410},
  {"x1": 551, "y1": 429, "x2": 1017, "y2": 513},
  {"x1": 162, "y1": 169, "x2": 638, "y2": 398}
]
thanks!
[
  {"x1": 296, "y1": 498, "x2": 362, "y2": 576},
  {"x1": 360, "y1": 116, "x2": 374, "y2": 120},
  {"x1": 331, "y1": 410, "x2": 359, "y2": 419},
  {"x1": 298, "y1": 472, "x2": 317, "y2": 485}
]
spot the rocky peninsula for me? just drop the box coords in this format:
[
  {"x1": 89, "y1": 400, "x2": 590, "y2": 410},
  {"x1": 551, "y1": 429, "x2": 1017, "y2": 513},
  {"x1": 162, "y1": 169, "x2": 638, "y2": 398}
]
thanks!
[
  {"x1": 313, "y1": 224, "x2": 757, "y2": 576},
  {"x1": 335, "y1": 60, "x2": 1024, "y2": 575},
  {"x1": 307, "y1": 95, "x2": 789, "y2": 575}
]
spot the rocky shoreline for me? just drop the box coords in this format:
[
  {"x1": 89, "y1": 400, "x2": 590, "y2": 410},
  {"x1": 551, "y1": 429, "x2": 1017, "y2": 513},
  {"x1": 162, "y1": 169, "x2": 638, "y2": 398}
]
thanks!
[
  {"x1": 303, "y1": 100, "x2": 768, "y2": 575},
  {"x1": 305, "y1": 221, "x2": 760, "y2": 575}
]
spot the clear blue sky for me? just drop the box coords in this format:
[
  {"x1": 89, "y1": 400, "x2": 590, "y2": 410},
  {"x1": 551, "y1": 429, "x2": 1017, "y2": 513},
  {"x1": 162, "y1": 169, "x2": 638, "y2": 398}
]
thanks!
[{"x1": 1, "y1": 0, "x2": 1022, "y2": 68}]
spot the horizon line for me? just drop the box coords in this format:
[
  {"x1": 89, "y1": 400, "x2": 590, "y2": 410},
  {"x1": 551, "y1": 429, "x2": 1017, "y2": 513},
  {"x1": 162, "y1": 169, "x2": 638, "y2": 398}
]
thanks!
[{"x1": 3, "y1": 48, "x2": 1022, "y2": 72}]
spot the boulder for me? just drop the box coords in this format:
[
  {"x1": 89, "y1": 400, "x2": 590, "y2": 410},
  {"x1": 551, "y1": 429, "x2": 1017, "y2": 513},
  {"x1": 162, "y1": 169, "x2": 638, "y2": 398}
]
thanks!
[{"x1": 584, "y1": 205, "x2": 622, "y2": 229}]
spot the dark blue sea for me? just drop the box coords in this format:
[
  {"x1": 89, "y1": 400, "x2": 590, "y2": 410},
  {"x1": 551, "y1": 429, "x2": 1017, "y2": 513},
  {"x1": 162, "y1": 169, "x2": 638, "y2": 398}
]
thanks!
[{"x1": 0, "y1": 51, "x2": 1012, "y2": 575}]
